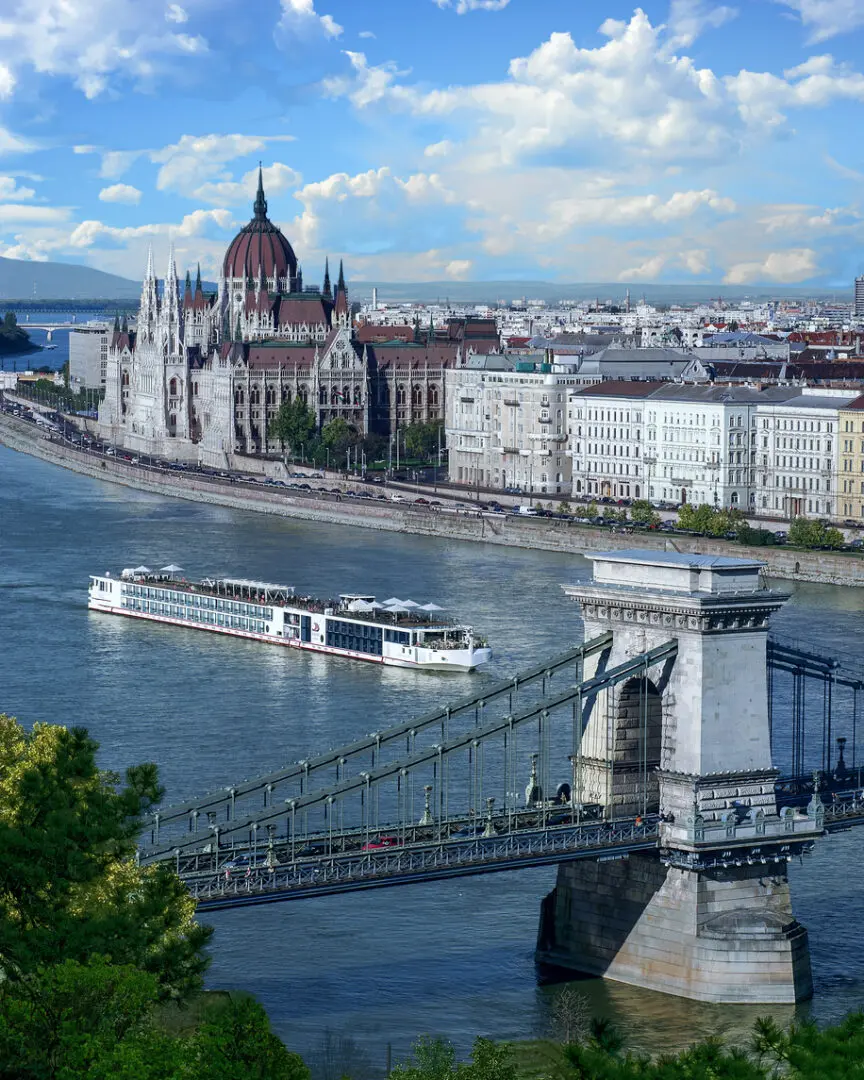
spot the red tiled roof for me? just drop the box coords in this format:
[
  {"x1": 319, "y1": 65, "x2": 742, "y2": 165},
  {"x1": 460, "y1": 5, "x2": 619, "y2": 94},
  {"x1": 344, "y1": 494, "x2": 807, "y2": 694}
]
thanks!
[{"x1": 571, "y1": 381, "x2": 665, "y2": 398}]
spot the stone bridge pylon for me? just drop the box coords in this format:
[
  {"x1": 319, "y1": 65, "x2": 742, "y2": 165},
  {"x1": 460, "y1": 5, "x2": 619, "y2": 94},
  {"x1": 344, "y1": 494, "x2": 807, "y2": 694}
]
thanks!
[{"x1": 537, "y1": 549, "x2": 822, "y2": 1004}]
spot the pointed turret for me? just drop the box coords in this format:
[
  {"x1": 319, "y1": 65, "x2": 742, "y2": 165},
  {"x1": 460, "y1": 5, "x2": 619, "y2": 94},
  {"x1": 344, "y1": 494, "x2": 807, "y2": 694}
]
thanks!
[
  {"x1": 334, "y1": 259, "x2": 349, "y2": 324},
  {"x1": 296, "y1": 263, "x2": 303, "y2": 292},
  {"x1": 322, "y1": 257, "x2": 332, "y2": 299},
  {"x1": 253, "y1": 163, "x2": 267, "y2": 220},
  {"x1": 183, "y1": 269, "x2": 193, "y2": 309},
  {"x1": 113, "y1": 312, "x2": 120, "y2": 332},
  {"x1": 121, "y1": 312, "x2": 129, "y2": 333},
  {"x1": 428, "y1": 313, "x2": 435, "y2": 344},
  {"x1": 139, "y1": 243, "x2": 159, "y2": 342},
  {"x1": 162, "y1": 244, "x2": 183, "y2": 353},
  {"x1": 193, "y1": 262, "x2": 206, "y2": 311}
]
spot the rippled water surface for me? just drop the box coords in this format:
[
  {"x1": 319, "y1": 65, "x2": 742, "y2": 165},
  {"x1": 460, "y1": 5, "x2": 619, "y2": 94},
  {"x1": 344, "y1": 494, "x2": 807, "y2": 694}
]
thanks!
[{"x1": 2, "y1": 444, "x2": 864, "y2": 1062}]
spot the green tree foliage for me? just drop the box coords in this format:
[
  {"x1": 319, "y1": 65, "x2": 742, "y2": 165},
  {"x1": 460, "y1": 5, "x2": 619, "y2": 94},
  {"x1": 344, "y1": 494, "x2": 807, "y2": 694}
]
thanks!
[
  {"x1": 320, "y1": 419, "x2": 361, "y2": 455},
  {"x1": 0, "y1": 311, "x2": 35, "y2": 357},
  {"x1": 392, "y1": 1037, "x2": 516, "y2": 1080},
  {"x1": 268, "y1": 398, "x2": 317, "y2": 456},
  {"x1": 736, "y1": 524, "x2": 776, "y2": 547},
  {"x1": 585, "y1": 501, "x2": 599, "y2": 518},
  {"x1": 402, "y1": 421, "x2": 444, "y2": 460},
  {"x1": 788, "y1": 516, "x2": 845, "y2": 550},
  {"x1": 629, "y1": 500, "x2": 660, "y2": 527},
  {"x1": 0, "y1": 957, "x2": 311, "y2": 1080},
  {"x1": 0, "y1": 714, "x2": 211, "y2": 1001},
  {"x1": 677, "y1": 503, "x2": 745, "y2": 537}
]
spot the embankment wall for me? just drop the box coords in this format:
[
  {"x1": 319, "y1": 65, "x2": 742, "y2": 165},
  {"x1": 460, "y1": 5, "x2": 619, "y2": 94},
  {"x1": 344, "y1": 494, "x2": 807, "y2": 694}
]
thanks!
[{"x1": 1, "y1": 411, "x2": 861, "y2": 587}]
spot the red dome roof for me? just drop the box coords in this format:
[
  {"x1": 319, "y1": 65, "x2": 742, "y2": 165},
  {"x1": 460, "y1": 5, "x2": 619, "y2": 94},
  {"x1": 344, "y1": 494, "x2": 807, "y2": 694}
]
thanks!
[{"x1": 223, "y1": 170, "x2": 297, "y2": 285}]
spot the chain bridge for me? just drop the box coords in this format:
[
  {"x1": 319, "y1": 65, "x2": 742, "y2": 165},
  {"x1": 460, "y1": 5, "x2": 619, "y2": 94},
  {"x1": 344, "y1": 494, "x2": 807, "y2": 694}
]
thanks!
[{"x1": 140, "y1": 549, "x2": 864, "y2": 1006}]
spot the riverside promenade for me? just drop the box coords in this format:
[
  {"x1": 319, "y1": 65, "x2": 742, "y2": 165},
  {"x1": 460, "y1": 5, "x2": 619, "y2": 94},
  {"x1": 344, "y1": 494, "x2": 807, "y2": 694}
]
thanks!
[{"x1": 1, "y1": 409, "x2": 862, "y2": 588}]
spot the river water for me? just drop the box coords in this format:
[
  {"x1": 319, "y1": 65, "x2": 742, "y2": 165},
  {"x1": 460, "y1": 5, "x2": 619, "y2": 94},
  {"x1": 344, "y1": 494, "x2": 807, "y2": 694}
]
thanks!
[{"x1": 2, "y1": 444, "x2": 864, "y2": 1066}]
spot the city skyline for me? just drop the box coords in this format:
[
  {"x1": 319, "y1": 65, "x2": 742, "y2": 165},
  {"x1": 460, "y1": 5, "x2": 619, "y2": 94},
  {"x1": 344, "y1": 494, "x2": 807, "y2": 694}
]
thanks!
[{"x1": 0, "y1": 0, "x2": 862, "y2": 286}]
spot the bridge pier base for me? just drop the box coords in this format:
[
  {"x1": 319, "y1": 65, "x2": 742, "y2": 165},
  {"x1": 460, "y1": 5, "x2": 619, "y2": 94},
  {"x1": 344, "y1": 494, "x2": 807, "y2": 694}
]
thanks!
[{"x1": 536, "y1": 853, "x2": 812, "y2": 1004}]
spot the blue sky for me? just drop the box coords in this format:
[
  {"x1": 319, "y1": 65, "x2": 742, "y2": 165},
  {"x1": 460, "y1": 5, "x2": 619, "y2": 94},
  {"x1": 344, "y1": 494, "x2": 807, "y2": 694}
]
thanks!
[{"x1": 0, "y1": 0, "x2": 863, "y2": 286}]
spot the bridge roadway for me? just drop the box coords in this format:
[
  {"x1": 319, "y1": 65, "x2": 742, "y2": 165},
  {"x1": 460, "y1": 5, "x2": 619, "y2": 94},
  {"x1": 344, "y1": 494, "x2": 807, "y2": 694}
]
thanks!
[{"x1": 170, "y1": 795, "x2": 864, "y2": 912}]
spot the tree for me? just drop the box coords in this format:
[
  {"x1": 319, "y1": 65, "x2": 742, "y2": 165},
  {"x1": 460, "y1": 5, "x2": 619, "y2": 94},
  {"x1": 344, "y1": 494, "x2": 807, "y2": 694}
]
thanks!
[
  {"x1": 629, "y1": 500, "x2": 660, "y2": 528},
  {"x1": 548, "y1": 985, "x2": 590, "y2": 1045},
  {"x1": 402, "y1": 421, "x2": 443, "y2": 460},
  {"x1": 586, "y1": 501, "x2": 599, "y2": 518},
  {"x1": 392, "y1": 1037, "x2": 516, "y2": 1080},
  {"x1": 320, "y1": 418, "x2": 361, "y2": 458},
  {"x1": 185, "y1": 996, "x2": 310, "y2": 1080},
  {"x1": 0, "y1": 714, "x2": 211, "y2": 1001},
  {"x1": 269, "y1": 399, "x2": 317, "y2": 458},
  {"x1": 788, "y1": 516, "x2": 845, "y2": 550},
  {"x1": 558, "y1": 500, "x2": 571, "y2": 516},
  {"x1": 677, "y1": 503, "x2": 745, "y2": 538},
  {"x1": 0, "y1": 956, "x2": 180, "y2": 1080}
]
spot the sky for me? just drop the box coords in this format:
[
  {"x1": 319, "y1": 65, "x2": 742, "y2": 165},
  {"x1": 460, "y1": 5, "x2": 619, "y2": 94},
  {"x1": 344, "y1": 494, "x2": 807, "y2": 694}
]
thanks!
[{"x1": 0, "y1": 0, "x2": 863, "y2": 288}]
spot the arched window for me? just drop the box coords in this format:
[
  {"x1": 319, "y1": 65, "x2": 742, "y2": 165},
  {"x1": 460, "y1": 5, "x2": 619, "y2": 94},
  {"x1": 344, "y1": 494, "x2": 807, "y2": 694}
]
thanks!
[
  {"x1": 169, "y1": 377, "x2": 178, "y2": 397},
  {"x1": 331, "y1": 387, "x2": 339, "y2": 406},
  {"x1": 282, "y1": 388, "x2": 292, "y2": 403},
  {"x1": 381, "y1": 385, "x2": 390, "y2": 406},
  {"x1": 234, "y1": 388, "x2": 245, "y2": 405},
  {"x1": 319, "y1": 387, "x2": 328, "y2": 405},
  {"x1": 353, "y1": 385, "x2": 361, "y2": 405},
  {"x1": 412, "y1": 385, "x2": 423, "y2": 406},
  {"x1": 250, "y1": 385, "x2": 261, "y2": 405},
  {"x1": 121, "y1": 370, "x2": 129, "y2": 387},
  {"x1": 428, "y1": 384, "x2": 439, "y2": 406},
  {"x1": 266, "y1": 387, "x2": 276, "y2": 405},
  {"x1": 397, "y1": 385, "x2": 407, "y2": 406}
]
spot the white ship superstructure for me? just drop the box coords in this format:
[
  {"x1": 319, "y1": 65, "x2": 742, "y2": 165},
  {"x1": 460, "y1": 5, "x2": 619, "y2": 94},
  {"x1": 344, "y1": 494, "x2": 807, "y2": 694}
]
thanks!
[{"x1": 88, "y1": 568, "x2": 491, "y2": 672}]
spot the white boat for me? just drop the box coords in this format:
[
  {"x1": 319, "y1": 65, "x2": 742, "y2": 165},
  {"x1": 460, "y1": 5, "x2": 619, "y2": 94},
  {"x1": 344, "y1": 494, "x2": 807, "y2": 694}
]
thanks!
[{"x1": 88, "y1": 569, "x2": 492, "y2": 672}]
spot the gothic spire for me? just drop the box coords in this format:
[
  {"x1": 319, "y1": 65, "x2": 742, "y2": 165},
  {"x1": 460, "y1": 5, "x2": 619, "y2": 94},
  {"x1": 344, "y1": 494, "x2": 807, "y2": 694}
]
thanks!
[
  {"x1": 121, "y1": 312, "x2": 129, "y2": 333},
  {"x1": 253, "y1": 163, "x2": 267, "y2": 220},
  {"x1": 195, "y1": 262, "x2": 202, "y2": 292},
  {"x1": 337, "y1": 258, "x2": 345, "y2": 293},
  {"x1": 323, "y1": 257, "x2": 331, "y2": 298},
  {"x1": 113, "y1": 312, "x2": 120, "y2": 332}
]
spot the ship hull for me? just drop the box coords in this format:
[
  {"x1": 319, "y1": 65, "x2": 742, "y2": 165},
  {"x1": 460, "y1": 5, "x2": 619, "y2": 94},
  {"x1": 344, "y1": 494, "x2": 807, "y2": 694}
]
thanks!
[{"x1": 87, "y1": 601, "x2": 490, "y2": 672}]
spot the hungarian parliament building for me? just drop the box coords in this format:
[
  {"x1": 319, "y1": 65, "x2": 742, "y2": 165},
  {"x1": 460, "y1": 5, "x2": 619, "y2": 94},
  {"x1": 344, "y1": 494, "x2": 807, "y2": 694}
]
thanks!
[{"x1": 97, "y1": 170, "x2": 498, "y2": 467}]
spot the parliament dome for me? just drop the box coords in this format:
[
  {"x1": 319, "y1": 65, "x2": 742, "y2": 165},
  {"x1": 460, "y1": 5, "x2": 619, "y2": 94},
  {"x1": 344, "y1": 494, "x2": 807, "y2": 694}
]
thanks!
[{"x1": 222, "y1": 168, "x2": 297, "y2": 286}]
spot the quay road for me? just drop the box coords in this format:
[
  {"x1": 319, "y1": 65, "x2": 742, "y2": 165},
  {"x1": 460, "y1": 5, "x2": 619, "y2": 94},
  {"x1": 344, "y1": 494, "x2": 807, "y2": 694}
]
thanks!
[{"x1": 4, "y1": 391, "x2": 859, "y2": 542}]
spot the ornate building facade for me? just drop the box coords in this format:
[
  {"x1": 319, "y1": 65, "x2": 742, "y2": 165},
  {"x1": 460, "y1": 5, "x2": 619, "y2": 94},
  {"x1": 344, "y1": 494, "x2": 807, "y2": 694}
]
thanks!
[{"x1": 98, "y1": 171, "x2": 499, "y2": 467}]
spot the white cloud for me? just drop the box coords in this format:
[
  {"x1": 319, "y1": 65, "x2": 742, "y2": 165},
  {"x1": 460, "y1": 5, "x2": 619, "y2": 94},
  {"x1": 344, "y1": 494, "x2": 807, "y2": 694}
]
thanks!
[
  {"x1": 0, "y1": 127, "x2": 33, "y2": 155},
  {"x1": 533, "y1": 188, "x2": 735, "y2": 240},
  {"x1": 165, "y1": 3, "x2": 188, "y2": 22},
  {"x1": 277, "y1": 0, "x2": 342, "y2": 40},
  {"x1": 434, "y1": 0, "x2": 510, "y2": 12},
  {"x1": 619, "y1": 254, "x2": 667, "y2": 280},
  {"x1": 666, "y1": 0, "x2": 737, "y2": 48},
  {"x1": 424, "y1": 139, "x2": 454, "y2": 158},
  {"x1": 0, "y1": 0, "x2": 210, "y2": 98},
  {"x1": 0, "y1": 203, "x2": 68, "y2": 223},
  {"x1": 444, "y1": 259, "x2": 472, "y2": 278},
  {"x1": 358, "y1": 30, "x2": 376, "y2": 39},
  {"x1": 0, "y1": 177, "x2": 34, "y2": 199},
  {"x1": 776, "y1": 0, "x2": 864, "y2": 43},
  {"x1": 150, "y1": 133, "x2": 295, "y2": 195},
  {"x1": 726, "y1": 54, "x2": 864, "y2": 129},
  {"x1": 193, "y1": 162, "x2": 302, "y2": 205},
  {"x1": 69, "y1": 207, "x2": 233, "y2": 248},
  {"x1": 723, "y1": 248, "x2": 818, "y2": 284},
  {"x1": 681, "y1": 249, "x2": 711, "y2": 274},
  {"x1": 98, "y1": 182, "x2": 142, "y2": 204},
  {"x1": 759, "y1": 203, "x2": 861, "y2": 233},
  {"x1": 0, "y1": 62, "x2": 15, "y2": 99},
  {"x1": 824, "y1": 154, "x2": 864, "y2": 181},
  {"x1": 100, "y1": 150, "x2": 146, "y2": 179}
]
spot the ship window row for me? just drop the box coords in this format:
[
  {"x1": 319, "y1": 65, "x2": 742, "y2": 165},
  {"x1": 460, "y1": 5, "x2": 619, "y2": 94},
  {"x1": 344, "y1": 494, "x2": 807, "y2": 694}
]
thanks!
[
  {"x1": 121, "y1": 585, "x2": 271, "y2": 619},
  {"x1": 326, "y1": 620, "x2": 383, "y2": 655},
  {"x1": 120, "y1": 597, "x2": 268, "y2": 634},
  {"x1": 384, "y1": 629, "x2": 411, "y2": 645}
]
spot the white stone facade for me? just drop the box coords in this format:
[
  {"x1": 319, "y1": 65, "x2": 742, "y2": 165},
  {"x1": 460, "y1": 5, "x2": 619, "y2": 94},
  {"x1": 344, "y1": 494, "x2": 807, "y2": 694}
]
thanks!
[
  {"x1": 753, "y1": 389, "x2": 857, "y2": 518},
  {"x1": 445, "y1": 360, "x2": 578, "y2": 496}
]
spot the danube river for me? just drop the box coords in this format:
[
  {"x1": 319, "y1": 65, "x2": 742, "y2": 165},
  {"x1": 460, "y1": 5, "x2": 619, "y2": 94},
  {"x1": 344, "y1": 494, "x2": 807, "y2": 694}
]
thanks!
[{"x1": 3, "y1": 444, "x2": 864, "y2": 1065}]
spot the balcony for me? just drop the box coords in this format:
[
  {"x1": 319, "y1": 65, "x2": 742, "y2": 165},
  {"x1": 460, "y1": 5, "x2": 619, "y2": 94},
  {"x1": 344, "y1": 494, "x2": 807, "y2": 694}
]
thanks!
[{"x1": 504, "y1": 399, "x2": 520, "y2": 407}]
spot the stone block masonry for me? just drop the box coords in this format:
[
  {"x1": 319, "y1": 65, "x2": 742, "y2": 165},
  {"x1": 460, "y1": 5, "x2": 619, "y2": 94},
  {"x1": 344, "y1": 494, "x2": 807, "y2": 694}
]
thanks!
[
  {"x1": 2, "y1": 411, "x2": 864, "y2": 587},
  {"x1": 537, "y1": 854, "x2": 813, "y2": 1004}
]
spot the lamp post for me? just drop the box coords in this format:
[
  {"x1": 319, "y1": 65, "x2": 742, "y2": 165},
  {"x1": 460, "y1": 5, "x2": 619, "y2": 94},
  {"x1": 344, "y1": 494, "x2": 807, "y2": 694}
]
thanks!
[{"x1": 643, "y1": 454, "x2": 656, "y2": 505}]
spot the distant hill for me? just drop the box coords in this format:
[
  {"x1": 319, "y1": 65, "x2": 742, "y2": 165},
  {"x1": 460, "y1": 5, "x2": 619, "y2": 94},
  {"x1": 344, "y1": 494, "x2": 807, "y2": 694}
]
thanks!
[{"x1": 0, "y1": 256, "x2": 140, "y2": 300}]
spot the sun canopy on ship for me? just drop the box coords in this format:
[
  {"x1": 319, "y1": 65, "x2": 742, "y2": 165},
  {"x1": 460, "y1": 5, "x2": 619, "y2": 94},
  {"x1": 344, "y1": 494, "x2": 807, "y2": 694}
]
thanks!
[{"x1": 160, "y1": 564, "x2": 185, "y2": 574}]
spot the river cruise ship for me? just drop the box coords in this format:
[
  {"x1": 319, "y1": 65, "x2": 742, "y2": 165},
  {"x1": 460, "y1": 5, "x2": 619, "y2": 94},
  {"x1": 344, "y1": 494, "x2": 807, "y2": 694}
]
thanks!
[{"x1": 88, "y1": 567, "x2": 492, "y2": 671}]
